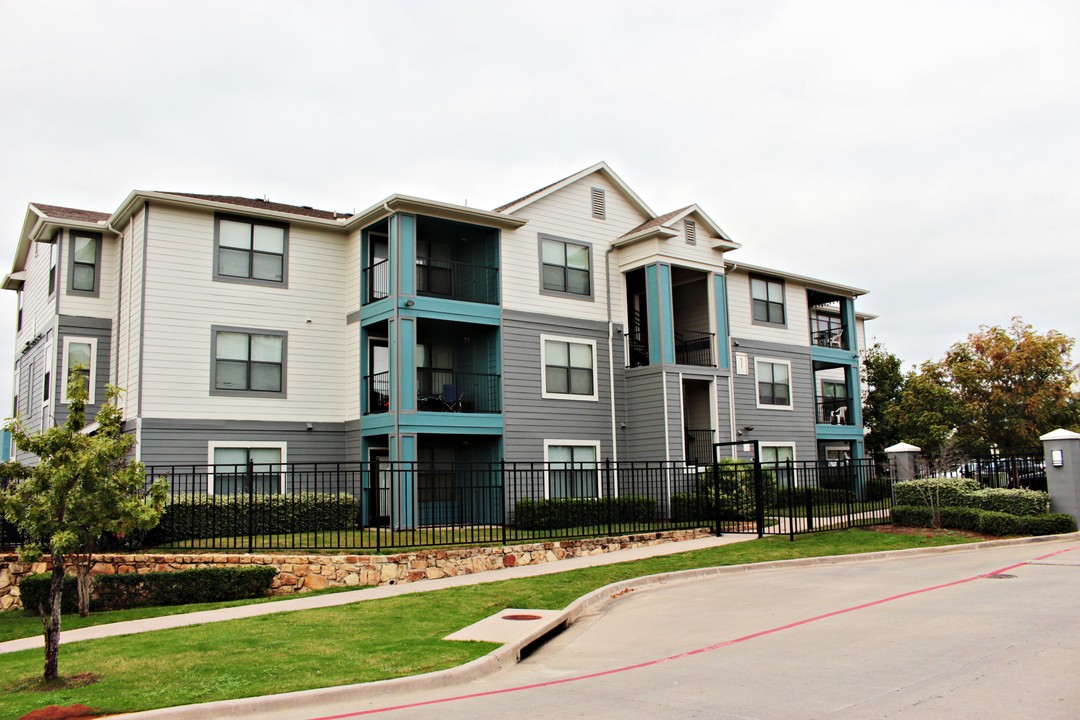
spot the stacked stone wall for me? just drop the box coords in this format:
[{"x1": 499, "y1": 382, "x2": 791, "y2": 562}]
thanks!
[{"x1": 0, "y1": 528, "x2": 711, "y2": 611}]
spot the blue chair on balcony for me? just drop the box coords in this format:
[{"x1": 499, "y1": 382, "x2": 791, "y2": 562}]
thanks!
[{"x1": 440, "y1": 384, "x2": 462, "y2": 412}]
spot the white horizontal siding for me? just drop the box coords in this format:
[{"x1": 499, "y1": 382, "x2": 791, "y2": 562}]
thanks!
[
  {"x1": 345, "y1": 227, "x2": 362, "y2": 421},
  {"x1": 726, "y1": 270, "x2": 811, "y2": 346},
  {"x1": 59, "y1": 232, "x2": 117, "y2": 320},
  {"x1": 15, "y1": 237, "x2": 58, "y2": 347},
  {"x1": 501, "y1": 175, "x2": 649, "y2": 326},
  {"x1": 140, "y1": 205, "x2": 350, "y2": 422}
]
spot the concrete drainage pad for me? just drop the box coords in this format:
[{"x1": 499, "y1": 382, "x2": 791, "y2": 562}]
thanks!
[{"x1": 445, "y1": 608, "x2": 563, "y2": 644}]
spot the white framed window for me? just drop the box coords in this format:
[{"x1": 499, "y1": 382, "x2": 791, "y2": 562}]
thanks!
[
  {"x1": 541, "y1": 335, "x2": 598, "y2": 401},
  {"x1": 40, "y1": 341, "x2": 52, "y2": 429},
  {"x1": 213, "y1": 214, "x2": 289, "y2": 287},
  {"x1": 208, "y1": 442, "x2": 287, "y2": 495},
  {"x1": 760, "y1": 443, "x2": 796, "y2": 485},
  {"x1": 543, "y1": 440, "x2": 601, "y2": 499},
  {"x1": 211, "y1": 326, "x2": 287, "y2": 397},
  {"x1": 61, "y1": 336, "x2": 97, "y2": 404},
  {"x1": 755, "y1": 358, "x2": 792, "y2": 409}
]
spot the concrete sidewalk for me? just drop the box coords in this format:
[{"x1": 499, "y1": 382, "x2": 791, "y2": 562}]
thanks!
[{"x1": 0, "y1": 532, "x2": 758, "y2": 655}]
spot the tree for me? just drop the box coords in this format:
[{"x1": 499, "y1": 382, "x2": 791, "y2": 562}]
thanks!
[
  {"x1": 942, "y1": 318, "x2": 1079, "y2": 454},
  {"x1": 0, "y1": 369, "x2": 167, "y2": 682},
  {"x1": 888, "y1": 361, "x2": 960, "y2": 459},
  {"x1": 861, "y1": 342, "x2": 906, "y2": 462}
]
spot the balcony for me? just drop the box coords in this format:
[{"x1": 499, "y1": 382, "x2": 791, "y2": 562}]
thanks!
[
  {"x1": 366, "y1": 372, "x2": 390, "y2": 414},
  {"x1": 363, "y1": 260, "x2": 390, "y2": 305},
  {"x1": 811, "y1": 324, "x2": 846, "y2": 349},
  {"x1": 417, "y1": 368, "x2": 501, "y2": 413},
  {"x1": 816, "y1": 396, "x2": 853, "y2": 426},
  {"x1": 675, "y1": 330, "x2": 714, "y2": 366},
  {"x1": 416, "y1": 259, "x2": 499, "y2": 305}
]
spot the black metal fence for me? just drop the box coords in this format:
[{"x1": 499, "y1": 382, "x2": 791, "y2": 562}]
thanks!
[{"x1": 916, "y1": 452, "x2": 1047, "y2": 491}]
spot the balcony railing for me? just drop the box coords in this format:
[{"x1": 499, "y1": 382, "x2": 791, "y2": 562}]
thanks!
[
  {"x1": 363, "y1": 260, "x2": 390, "y2": 305},
  {"x1": 417, "y1": 259, "x2": 499, "y2": 305},
  {"x1": 675, "y1": 330, "x2": 714, "y2": 366},
  {"x1": 811, "y1": 326, "x2": 846, "y2": 349},
  {"x1": 417, "y1": 368, "x2": 501, "y2": 413},
  {"x1": 817, "y1": 396, "x2": 853, "y2": 425},
  {"x1": 365, "y1": 372, "x2": 390, "y2": 414},
  {"x1": 684, "y1": 428, "x2": 715, "y2": 465}
]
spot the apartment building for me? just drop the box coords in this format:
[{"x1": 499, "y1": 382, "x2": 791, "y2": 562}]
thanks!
[{"x1": 3, "y1": 164, "x2": 871, "y2": 498}]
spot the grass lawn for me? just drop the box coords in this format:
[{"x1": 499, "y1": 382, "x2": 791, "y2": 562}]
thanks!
[{"x1": 0, "y1": 528, "x2": 981, "y2": 718}]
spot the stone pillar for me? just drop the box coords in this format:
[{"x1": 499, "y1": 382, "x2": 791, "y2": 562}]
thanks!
[
  {"x1": 885, "y1": 442, "x2": 922, "y2": 482},
  {"x1": 1040, "y1": 429, "x2": 1080, "y2": 524}
]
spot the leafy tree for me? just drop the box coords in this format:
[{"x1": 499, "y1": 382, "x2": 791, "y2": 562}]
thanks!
[
  {"x1": 942, "y1": 318, "x2": 1079, "y2": 453},
  {"x1": 887, "y1": 361, "x2": 960, "y2": 459},
  {"x1": 861, "y1": 342, "x2": 906, "y2": 462},
  {"x1": 0, "y1": 369, "x2": 167, "y2": 681}
]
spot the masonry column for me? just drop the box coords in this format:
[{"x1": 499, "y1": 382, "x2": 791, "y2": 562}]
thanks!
[
  {"x1": 885, "y1": 442, "x2": 921, "y2": 482},
  {"x1": 1040, "y1": 428, "x2": 1080, "y2": 525}
]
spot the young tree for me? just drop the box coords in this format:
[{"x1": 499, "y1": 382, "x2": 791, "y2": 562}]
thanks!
[
  {"x1": 861, "y1": 342, "x2": 906, "y2": 462},
  {"x1": 888, "y1": 361, "x2": 959, "y2": 460},
  {"x1": 942, "y1": 318, "x2": 1079, "y2": 453},
  {"x1": 0, "y1": 369, "x2": 167, "y2": 681}
]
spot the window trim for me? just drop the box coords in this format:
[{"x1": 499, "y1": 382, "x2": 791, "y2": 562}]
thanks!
[
  {"x1": 41, "y1": 340, "x2": 52, "y2": 428},
  {"x1": 212, "y1": 213, "x2": 290, "y2": 288},
  {"x1": 61, "y1": 336, "x2": 97, "y2": 405},
  {"x1": 210, "y1": 325, "x2": 288, "y2": 398},
  {"x1": 759, "y1": 443, "x2": 796, "y2": 464},
  {"x1": 755, "y1": 358, "x2": 793, "y2": 410},
  {"x1": 543, "y1": 439, "x2": 602, "y2": 499},
  {"x1": 750, "y1": 274, "x2": 786, "y2": 327},
  {"x1": 67, "y1": 231, "x2": 103, "y2": 298},
  {"x1": 208, "y1": 442, "x2": 287, "y2": 496},
  {"x1": 540, "y1": 334, "x2": 599, "y2": 401},
  {"x1": 538, "y1": 234, "x2": 595, "y2": 300},
  {"x1": 48, "y1": 233, "x2": 59, "y2": 296}
]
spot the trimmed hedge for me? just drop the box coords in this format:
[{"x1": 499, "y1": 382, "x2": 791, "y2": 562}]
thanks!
[
  {"x1": 19, "y1": 566, "x2": 278, "y2": 615},
  {"x1": 513, "y1": 496, "x2": 656, "y2": 530},
  {"x1": 892, "y1": 505, "x2": 1076, "y2": 536},
  {"x1": 972, "y1": 487, "x2": 1049, "y2": 516},
  {"x1": 146, "y1": 492, "x2": 361, "y2": 544},
  {"x1": 894, "y1": 479, "x2": 1050, "y2": 517}
]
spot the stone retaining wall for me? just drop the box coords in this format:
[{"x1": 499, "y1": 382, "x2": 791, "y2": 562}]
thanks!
[{"x1": 0, "y1": 528, "x2": 712, "y2": 611}]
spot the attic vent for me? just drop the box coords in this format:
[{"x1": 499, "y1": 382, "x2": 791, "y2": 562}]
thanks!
[
  {"x1": 685, "y1": 219, "x2": 697, "y2": 245},
  {"x1": 591, "y1": 188, "x2": 606, "y2": 219}
]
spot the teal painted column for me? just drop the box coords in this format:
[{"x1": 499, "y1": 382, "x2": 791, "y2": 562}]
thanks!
[
  {"x1": 391, "y1": 434, "x2": 417, "y2": 528},
  {"x1": 846, "y1": 364, "x2": 863, "y2": 428},
  {"x1": 398, "y1": 317, "x2": 417, "y2": 412},
  {"x1": 840, "y1": 297, "x2": 857, "y2": 352},
  {"x1": 713, "y1": 273, "x2": 730, "y2": 370},
  {"x1": 645, "y1": 263, "x2": 675, "y2": 365},
  {"x1": 397, "y1": 213, "x2": 416, "y2": 297}
]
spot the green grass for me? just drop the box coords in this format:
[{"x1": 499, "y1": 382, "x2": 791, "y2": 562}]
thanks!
[{"x1": 0, "y1": 528, "x2": 980, "y2": 718}]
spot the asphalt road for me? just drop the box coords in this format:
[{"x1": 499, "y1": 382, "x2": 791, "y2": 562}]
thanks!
[{"x1": 259, "y1": 538, "x2": 1080, "y2": 720}]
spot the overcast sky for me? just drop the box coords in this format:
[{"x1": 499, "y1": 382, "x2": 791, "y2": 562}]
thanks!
[{"x1": 1, "y1": 0, "x2": 1077, "y2": 407}]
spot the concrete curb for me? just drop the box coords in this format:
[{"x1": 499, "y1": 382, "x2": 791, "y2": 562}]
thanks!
[{"x1": 110, "y1": 531, "x2": 1080, "y2": 719}]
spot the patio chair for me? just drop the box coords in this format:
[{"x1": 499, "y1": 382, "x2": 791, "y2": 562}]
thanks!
[
  {"x1": 440, "y1": 384, "x2": 463, "y2": 412},
  {"x1": 830, "y1": 406, "x2": 848, "y2": 425}
]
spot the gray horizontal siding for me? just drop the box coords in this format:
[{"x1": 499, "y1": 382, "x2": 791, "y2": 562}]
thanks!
[
  {"x1": 56, "y1": 315, "x2": 113, "y2": 427},
  {"x1": 138, "y1": 418, "x2": 346, "y2": 469},
  {"x1": 623, "y1": 367, "x2": 668, "y2": 461}
]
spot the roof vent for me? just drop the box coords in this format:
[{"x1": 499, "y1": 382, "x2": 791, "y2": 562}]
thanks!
[
  {"x1": 685, "y1": 219, "x2": 697, "y2": 245},
  {"x1": 591, "y1": 188, "x2": 606, "y2": 220}
]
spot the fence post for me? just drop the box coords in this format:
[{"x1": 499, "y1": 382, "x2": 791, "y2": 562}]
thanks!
[
  {"x1": 712, "y1": 458, "x2": 721, "y2": 537},
  {"x1": 501, "y1": 459, "x2": 507, "y2": 547},
  {"x1": 246, "y1": 458, "x2": 255, "y2": 554},
  {"x1": 885, "y1": 443, "x2": 921, "y2": 482},
  {"x1": 605, "y1": 458, "x2": 614, "y2": 538},
  {"x1": 374, "y1": 457, "x2": 382, "y2": 555},
  {"x1": 752, "y1": 440, "x2": 764, "y2": 539},
  {"x1": 1041, "y1": 429, "x2": 1080, "y2": 526},
  {"x1": 787, "y1": 459, "x2": 795, "y2": 542}
]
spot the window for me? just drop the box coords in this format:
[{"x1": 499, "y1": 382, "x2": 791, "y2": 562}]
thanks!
[
  {"x1": 540, "y1": 236, "x2": 592, "y2": 297},
  {"x1": 760, "y1": 445, "x2": 795, "y2": 484},
  {"x1": 751, "y1": 276, "x2": 785, "y2": 325},
  {"x1": 209, "y1": 444, "x2": 285, "y2": 495},
  {"x1": 545, "y1": 442, "x2": 600, "y2": 499},
  {"x1": 41, "y1": 341, "x2": 52, "y2": 428},
  {"x1": 756, "y1": 359, "x2": 792, "y2": 409},
  {"x1": 214, "y1": 215, "x2": 289, "y2": 286},
  {"x1": 61, "y1": 337, "x2": 97, "y2": 404},
  {"x1": 685, "y1": 219, "x2": 697, "y2": 245},
  {"x1": 68, "y1": 231, "x2": 102, "y2": 296},
  {"x1": 16, "y1": 289, "x2": 22, "y2": 332},
  {"x1": 211, "y1": 327, "x2": 287, "y2": 396},
  {"x1": 542, "y1": 336, "x2": 597, "y2": 400},
  {"x1": 48, "y1": 237, "x2": 58, "y2": 296},
  {"x1": 590, "y1": 187, "x2": 606, "y2": 219}
]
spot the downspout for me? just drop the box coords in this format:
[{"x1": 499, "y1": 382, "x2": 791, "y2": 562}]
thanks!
[
  {"x1": 386, "y1": 204, "x2": 400, "y2": 465},
  {"x1": 726, "y1": 262, "x2": 738, "y2": 456},
  {"x1": 605, "y1": 246, "x2": 618, "y2": 465},
  {"x1": 107, "y1": 219, "x2": 124, "y2": 389}
]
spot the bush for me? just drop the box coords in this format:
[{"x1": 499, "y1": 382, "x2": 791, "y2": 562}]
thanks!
[
  {"x1": 892, "y1": 503, "x2": 1075, "y2": 537},
  {"x1": 93, "y1": 566, "x2": 278, "y2": 611},
  {"x1": 972, "y1": 488, "x2": 1049, "y2": 516},
  {"x1": 513, "y1": 496, "x2": 656, "y2": 530},
  {"x1": 146, "y1": 492, "x2": 361, "y2": 544},
  {"x1": 776, "y1": 486, "x2": 856, "y2": 508},
  {"x1": 1020, "y1": 513, "x2": 1077, "y2": 536},
  {"x1": 671, "y1": 492, "x2": 711, "y2": 523},
  {"x1": 890, "y1": 505, "x2": 934, "y2": 528},
  {"x1": 700, "y1": 460, "x2": 776, "y2": 520},
  {"x1": 937, "y1": 506, "x2": 982, "y2": 531},
  {"x1": 18, "y1": 573, "x2": 78, "y2": 616},
  {"x1": 977, "y1": 510, "x2": 1022, "y2": 536},
  {"x1": 894, "y1": 478, "x2": 980, "y2": 508}
]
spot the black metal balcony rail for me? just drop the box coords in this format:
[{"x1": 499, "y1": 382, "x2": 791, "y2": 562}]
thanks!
[
  {"x1": 365, "y1": 372, "x2": 390, "y2": 414},
  {"x1": 416, "y1": 258, "x2": 499, "y2": 305},
  {"x1": 811, "y1": 325, "x2": 846, "y2": 349},
  {"x1": 362, "y1": 259, "x2": 390, "y2": 304},
  {"x1": 816, "y1": 396, "x2": 853, "y2": 425},
  {"x1": 416, "y1": 368, "x2": 501, "y2": 413},
  {"x1": 675, "y1": 330, "x2": 714, "y2": 366},
  {"x1": 684, "y1": 428, "x2": 715, "y2": 465}
]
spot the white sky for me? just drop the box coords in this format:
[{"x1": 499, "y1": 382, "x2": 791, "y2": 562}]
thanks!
[{"x1": 1, "y1": 0, "x2": 1077, "y2": 407}]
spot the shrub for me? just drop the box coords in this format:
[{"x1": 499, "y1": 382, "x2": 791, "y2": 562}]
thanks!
[
  {"x1": 19, "y1": 574, "x2": 78, "y2": 616},
  {"x1": 700, "y1": 460, "x2": 776, "y2": 520},
  {"x1": 892, "y1": 504, "x2": 1071, "y2": 537},
  {"x1": 93, "y1": 566, "x2": 278, "y2": 611},
  {"x1": 972, "y1": 488, "x2": 1049, "y2": 516},
  {"x1": 894, "y1": 478, "x2": 980, "y2": 508},
  {"x1": 1020, "y1": 513, "x2": 1077, "y2": 536},
  {"x1": 977, "y1": 511, "x2": 1022, "y2": 536},
  {"x1": 891, "y1": 505, "x2": 934, "y2": 528},
  {"x1": 937, "y1": 506, "x2": 982, "y2": 531},
  {"x1": 513, "y1": 496, "x2": 656, "y2": 530},
  {"x1": 146, "y1": 492, "x2": 361, "y2": 544},
  {"x1": 671, "y1": 492, "x2": 711, "y2": 523}
]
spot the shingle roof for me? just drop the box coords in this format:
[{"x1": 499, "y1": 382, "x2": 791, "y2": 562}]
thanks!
[
  {"x1": 159, "y1": 193, "x2": 351, "y2": 220},
  {"x1": 492, "y1": 171, "x2": 576, "y2": 212},
  {"x1": 30, "y1": 203, "x2": 111, "y2": 224},
  {"x1": 620, "y1": 206, "x2": 692, "y2": 238}
]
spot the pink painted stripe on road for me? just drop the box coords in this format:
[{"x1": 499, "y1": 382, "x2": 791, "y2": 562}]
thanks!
[{"x1": 308, "y1": 545, "x2": 1079, "y2": 720}]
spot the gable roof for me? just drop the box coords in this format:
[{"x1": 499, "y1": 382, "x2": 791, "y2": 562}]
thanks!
[
  {"x1": 159, "y1": 193, "x2": 351, "y2": 221},
  {"x1": 29, "y1": 203, "x2": 111, "y2": 224},
  {"x1": 618, "y1": 204, "x2": 740, "y2": 250},
  {"x1": 494, "y1": 162, "x2": 654, "y2": 218}
]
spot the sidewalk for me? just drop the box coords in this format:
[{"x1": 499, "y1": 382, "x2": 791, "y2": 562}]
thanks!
[{"x1": 0, "y1": 532, "x2": 758, "y2": 655}]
